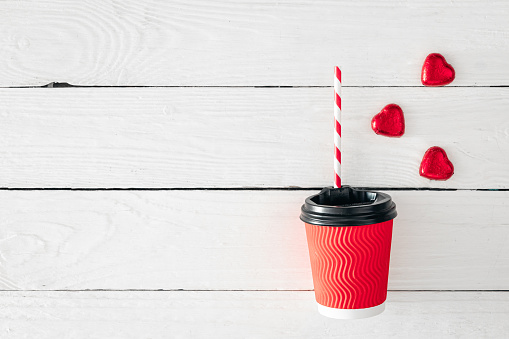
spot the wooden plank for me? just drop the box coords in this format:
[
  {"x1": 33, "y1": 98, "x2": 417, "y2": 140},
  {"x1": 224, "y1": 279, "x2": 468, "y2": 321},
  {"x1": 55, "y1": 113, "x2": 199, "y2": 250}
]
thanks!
[
  {"x1": 0, "y1": 190, "x2": 507, "y2": 290},
  {"x1": 1, "y1": 0, "x2": 508, "y2": 86},
  {"x1": 0, "y1": 87, "x2": 508, "y2": 188},
  {"x1": 0, "y1": 291, "x2": 507, "y2": 338}
]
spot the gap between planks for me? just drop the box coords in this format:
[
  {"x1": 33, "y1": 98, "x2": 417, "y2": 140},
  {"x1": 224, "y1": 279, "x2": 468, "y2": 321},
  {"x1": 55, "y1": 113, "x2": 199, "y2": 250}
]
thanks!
[
  {"x1": 0, "y1": 187, "x2": 507, "y2": 191},
  {"x1": 0, "y1": 289, "x2": 506, "y2": 292},
  {"x1": 3, "y1": 83, "x2": 509, "y2": 89}
]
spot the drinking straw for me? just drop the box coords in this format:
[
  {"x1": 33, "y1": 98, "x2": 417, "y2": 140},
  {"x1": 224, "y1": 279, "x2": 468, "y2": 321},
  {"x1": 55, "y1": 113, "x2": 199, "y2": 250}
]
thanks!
[{"x1": 334, "y1": 67, "x2": 342, "y2": 188}]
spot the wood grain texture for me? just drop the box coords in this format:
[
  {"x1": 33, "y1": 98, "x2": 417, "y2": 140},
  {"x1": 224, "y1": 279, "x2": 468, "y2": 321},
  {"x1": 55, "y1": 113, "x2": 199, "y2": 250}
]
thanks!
[
  {"x1": 1, "y1": 0, "x2": 509, "y2": 86},
  {"x1": 0, "y1": 190, "x2": 507, "y2": 290},
  {"x1": 0, "y1": 291, "x2": 507, "y2": 338},
  {"x1": 1, "y1": 87, "x2": 508, "y2": 188},
  {"x1": 2, "y1": 0, "x2": 506, "y2": 335}
]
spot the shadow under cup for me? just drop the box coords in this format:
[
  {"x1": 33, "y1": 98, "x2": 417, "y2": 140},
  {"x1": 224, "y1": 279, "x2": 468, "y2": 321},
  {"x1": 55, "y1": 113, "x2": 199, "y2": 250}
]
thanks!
[{"x1": 300, "y1": 186, "x2": 397, "y2": 319}]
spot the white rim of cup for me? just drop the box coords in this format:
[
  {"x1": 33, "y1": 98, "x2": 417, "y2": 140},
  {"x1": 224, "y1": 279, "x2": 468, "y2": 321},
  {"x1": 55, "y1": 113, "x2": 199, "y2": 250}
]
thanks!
[{"x1": 317, "y1": 302, "x2": 385, "y2": 319}]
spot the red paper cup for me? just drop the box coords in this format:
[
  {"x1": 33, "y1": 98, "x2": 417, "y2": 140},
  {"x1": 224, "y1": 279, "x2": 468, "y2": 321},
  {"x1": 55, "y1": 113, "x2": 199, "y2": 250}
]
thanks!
[{"x1": 300, "y1": 186, "x2": 397, "y2": 319}]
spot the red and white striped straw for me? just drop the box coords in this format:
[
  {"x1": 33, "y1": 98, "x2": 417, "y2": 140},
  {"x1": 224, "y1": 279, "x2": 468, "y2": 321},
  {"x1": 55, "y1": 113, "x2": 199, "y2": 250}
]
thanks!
[{"x1": 334, "y1": 66, "x2": 342, "y2": 188}]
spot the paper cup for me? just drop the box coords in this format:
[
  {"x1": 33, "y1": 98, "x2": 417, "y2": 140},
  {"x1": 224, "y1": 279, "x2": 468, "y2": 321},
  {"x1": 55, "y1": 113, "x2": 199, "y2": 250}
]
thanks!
[{"x1": 300, "y1": 186, "x2": 397, "y2": 319}]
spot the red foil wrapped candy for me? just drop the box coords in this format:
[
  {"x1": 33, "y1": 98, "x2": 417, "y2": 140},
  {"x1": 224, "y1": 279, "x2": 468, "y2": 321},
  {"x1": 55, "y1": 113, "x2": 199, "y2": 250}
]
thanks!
[
  {"x1": 421, "y1": 53, "x2": 455, "y2": 87},
  {"x1": 419, "y1": 146, "x2": 454, "y2": 180},
  {"x1": 371, "y1": 104, "x2": 405, "y2": 137}
]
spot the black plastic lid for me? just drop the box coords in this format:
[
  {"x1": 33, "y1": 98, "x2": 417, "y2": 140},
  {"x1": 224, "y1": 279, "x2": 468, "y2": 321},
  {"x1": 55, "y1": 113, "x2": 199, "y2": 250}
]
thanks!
[{"x1": 300, "y1": 186, "x2": 397, "y2": 226}]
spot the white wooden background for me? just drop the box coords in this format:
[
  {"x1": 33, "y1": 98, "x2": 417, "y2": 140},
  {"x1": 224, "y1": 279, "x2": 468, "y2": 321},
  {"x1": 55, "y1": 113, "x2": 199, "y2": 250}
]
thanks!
[{"x1": 1, "y1": 0, "x2": 508, "y2": 337}]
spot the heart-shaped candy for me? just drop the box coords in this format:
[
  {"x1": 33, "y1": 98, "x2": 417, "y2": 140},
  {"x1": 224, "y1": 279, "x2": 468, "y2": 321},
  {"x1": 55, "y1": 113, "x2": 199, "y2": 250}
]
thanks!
[
  {"x1": 371, "y1": 104, "x2": 405, "y2": 137},
  {"x1": 421, "y1": 53, "x2": 455, "y2": 86},
  {"x1": 419, "y1": 146, "x2": 454, "y2": 180}
]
